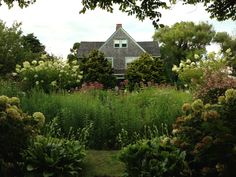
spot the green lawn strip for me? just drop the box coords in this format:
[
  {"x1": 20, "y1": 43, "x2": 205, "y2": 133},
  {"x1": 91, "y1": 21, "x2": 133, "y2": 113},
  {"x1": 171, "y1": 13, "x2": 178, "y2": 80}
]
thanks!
[{"x1": 83, "y1": 150, "x2": 125, "y2": 177}]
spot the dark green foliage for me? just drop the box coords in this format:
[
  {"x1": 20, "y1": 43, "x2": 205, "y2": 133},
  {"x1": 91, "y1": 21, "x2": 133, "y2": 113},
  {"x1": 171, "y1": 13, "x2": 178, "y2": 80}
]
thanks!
[
  {"x1": 22, "y1": 136, "x2": 86, "y2": 177},
  {"x1": 80, "y1": 0, "x2": 169, "y2": 28},
  {"x1": 126, "y1": 53, "x2": 166, "y2": 90},
  {"x1": 0, "y1": 95, "x2": 44, "y2": 176},
  {"x1": 181, "y1": 0, "x2": 236, "y2": 21},
  {"x1": 67, "y1": 42, "x2": 80, "y2": 63},
  {"x1": 22, "y1": 33, "x2": 46, "y2": 56},
  {"x1": 80, "y1": 50, "x2": 116, "y2": 88},
  {"x1": 120, "y1": 136, "x2": 190, "y2": 177},
  {"x1": 0, "y1": 21, "x2": 45, "y2": 76},
  {"x1": 0, "y1": 0, "x2": 36, "y2": 8},
  {"x1": 153, "y1": 22, "x2": 215, "y2": 82},
  {"x1": 80, "y1": 0, "x2": 235, "y2": 28},
  {"x1": 173, "y1": 89, "x2": 236, "y2": 177},
  {"x1": 213, "y1": 32, "x2": 236, "y2": 75}
]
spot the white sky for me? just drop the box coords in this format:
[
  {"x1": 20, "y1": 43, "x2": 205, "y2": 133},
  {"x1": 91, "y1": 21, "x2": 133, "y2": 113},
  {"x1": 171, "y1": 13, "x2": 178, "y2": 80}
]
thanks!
[{"x1": 0, "y1": 0, "x2": 235, "y2": 58}]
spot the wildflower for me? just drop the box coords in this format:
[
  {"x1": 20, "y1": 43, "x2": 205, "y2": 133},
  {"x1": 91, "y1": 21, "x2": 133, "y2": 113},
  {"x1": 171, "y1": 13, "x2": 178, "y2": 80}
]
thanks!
[
  {"x1": 12, "y1": 72, "x2": 17, "y2": 76},
  {"x1": 9, "y1": 97, "x2": 20, "y2": 106},
  {"x1": 0, "y1": 95, "x2": 9, "y2": 107},
  {"x1": 194, "y1": 54, "x2": 200, "y2": 60},
  {"x1": 186, "y1": 59, "x2": 191, "y2": 64},
  {"x1": 72, "y1": 60, "x2": 77, "y2": 65},
  {"x1": 23, "y1": 61, "x2": 31, "y2": 68},
  {"x1": 182, "y1": 103, "x2": 192, "y2": 113},
  {"x1": 191, "y1": 99, "x2": 204, "y2": 112},
  {"x1": 225, "y1": 48, "x2": 231, "y2": 54},
  {"x1": 32, "y1": 60, "x2": 37, "y2": 65},
  {"x1": 50, "y1": 81, "x2": 57, "y2": 86},
  {"x1": 225, "y1": 89, "x2": 236, "y2": 103},
  {"x1": 6, "y1": 107, "x2": 21, "y2": 120},
  {"x1": 33, "y1": 112, "x2": 45, "y2": 127},
  {"x1": 202, "y1": 110, "x2": 220, "y2": 121},
  {"x1": 216, "y1": 163, "x2": 224, "y2": 173}
]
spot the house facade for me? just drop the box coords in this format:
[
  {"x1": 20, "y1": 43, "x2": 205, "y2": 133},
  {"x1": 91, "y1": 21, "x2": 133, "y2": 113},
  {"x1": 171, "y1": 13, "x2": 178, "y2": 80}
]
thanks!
[{"x1": 78, "y1": 24, "x2": 160, "y2": 79}]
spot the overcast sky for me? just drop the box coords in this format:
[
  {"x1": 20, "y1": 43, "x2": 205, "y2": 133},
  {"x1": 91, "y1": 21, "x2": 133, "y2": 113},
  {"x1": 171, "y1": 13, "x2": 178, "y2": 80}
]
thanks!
[{"x1": 0, "y1": 0, "x2": 235, "y2": 58}]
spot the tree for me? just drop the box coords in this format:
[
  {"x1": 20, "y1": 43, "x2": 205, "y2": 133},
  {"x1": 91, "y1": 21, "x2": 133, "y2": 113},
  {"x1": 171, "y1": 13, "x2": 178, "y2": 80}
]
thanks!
[
  {"x1": 80, "y1": 50, "x2": 116, "y2": 88},
  {"x1": 0, "y1": 0, "x2": 35, "y2": 8},
  {"x1": 213, "y1": 32, "x2": 236, "y2": 75},
  {"x1": 126, "y1": 53, "x2": 166, "y2": 90},
  {"x1": 153, "y1": 21, "x2": 215, "y2": 82},
  {"x1": 80, "y1": 0, "x2": 236, "y2": 28},
  {"x1": 0, "y1": 21, "x2": 46, "y2": 76},
  {"x1": 67, "y1": 42, "x2": 80, "y2": 63},
  {"x1": 22, "y1": 33, "x2": 46, "y2": 55}
]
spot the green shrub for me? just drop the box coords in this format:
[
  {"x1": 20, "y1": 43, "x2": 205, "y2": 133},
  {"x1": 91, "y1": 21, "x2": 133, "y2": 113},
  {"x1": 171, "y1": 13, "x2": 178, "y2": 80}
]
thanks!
[
  {"x1": 80, "y1": 50, "x2": 116, "y2": 89},
  {"x1": 14, "y1": 60, "x2": 81, "y2": 92},
  {"x1": 22, "y1": 136, "x2": 86, "y2": 177},
  {"x1": 126, "y1": 53, "x2": 166, "y2": 90},
  {"x1": 120, "y1": 136, "x2": 190, "y2": 177},
  {"x1": 194, "y1": 69, "x2": 236, "y2": 103},
  {"x1": 172, "y1": 89, "x2": 236, "y2": 177},
  {"x1": 0, "y1": 95, "x2": 45, "y2": 176}
]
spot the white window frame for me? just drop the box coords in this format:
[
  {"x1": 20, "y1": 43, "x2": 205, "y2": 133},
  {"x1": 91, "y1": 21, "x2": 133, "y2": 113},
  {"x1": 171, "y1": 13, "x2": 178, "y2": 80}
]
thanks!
[
  {"x1": 114, "y1": 39, "x2": 128, "y2": 48},
  {"x1": 105, "y1": 57, "x2": 114, "y2": 68},
  {"x1": 125, "y1": 57, "x2": 138, "y2": 68}
]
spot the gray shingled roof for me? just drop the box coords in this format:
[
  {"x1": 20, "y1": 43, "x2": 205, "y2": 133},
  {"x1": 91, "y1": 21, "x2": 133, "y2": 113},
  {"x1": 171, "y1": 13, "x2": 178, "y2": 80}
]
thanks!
[
  {"x1": 137, "y1": 41, "x2": 160, "y2": 56},
  {"x1": 78, "y1": 42, "x2": 104, "y2": 58},
  {"x1": 78, "y1": 41, "x2": 160, "y2": 58}
]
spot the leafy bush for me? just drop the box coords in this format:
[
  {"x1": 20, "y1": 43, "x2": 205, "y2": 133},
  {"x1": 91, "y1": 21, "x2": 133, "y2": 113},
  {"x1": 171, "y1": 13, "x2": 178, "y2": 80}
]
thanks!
[
  {"x1": 120, "y1": 136, "x2": 190, "y2": 177},
  {"x1": 194, "y1": 70, "x2": 236, "y2": 103},
  {"x1": 80, "y1": 50, "x2": 116, "y2": 89},
  {"x1": 126, "y1": 53, "x2": 166, "y2": 90},
  {"x1": 172, "y1": 89, "x2": 236, "y2": 177},
  {"x1": 0, "y1": 95, "x2": 45, "y2": 176},
  {"x1": 172, "y1": 52, "x2": 228, "y2": 89},
  {"x1": 14, "y1": 60, "x2": 81, "y2": 92},
  {"x1": 22, "y1": 136, "x2": 86, "y2": 177}
]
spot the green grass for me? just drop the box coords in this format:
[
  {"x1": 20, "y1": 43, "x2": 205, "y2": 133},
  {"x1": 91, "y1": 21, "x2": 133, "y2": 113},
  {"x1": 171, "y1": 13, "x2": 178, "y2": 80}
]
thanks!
[
  {"x1": 83, "y1": 150, "x2": 124, "y2": 177},
  {"x1": 0, "y1": 81, "x2": 192, "y2": 149}
]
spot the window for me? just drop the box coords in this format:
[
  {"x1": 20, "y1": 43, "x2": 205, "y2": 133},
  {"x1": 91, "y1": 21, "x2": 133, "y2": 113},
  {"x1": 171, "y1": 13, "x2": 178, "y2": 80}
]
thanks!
[
  {"x1": 121, "y1": 40, "x2": 127, "y2": 48},
  {"x1": 114, "y1": 39, "x2": 128, "y2": 48},
  {"x1": 105, "y1": 57, "x2": 114, "y2": 68},
  {"x1": 114, "y1": 40, "x2": 120, "y2": 48},
  {"x1": 125, "y1": 57, "x2": 137, "y2": 68}
]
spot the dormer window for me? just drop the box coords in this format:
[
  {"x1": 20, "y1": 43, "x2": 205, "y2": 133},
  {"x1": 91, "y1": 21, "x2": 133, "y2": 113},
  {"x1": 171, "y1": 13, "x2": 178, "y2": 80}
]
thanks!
[{"x1": 114, "y1": 39, "x2": 128, "y2": 48}]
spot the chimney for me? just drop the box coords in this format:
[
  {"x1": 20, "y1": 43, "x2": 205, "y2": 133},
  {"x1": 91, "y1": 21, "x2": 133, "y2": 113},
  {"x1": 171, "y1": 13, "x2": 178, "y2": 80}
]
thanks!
[{"x1": 116, "y1": 24, "x2": 122, "y2": 30}]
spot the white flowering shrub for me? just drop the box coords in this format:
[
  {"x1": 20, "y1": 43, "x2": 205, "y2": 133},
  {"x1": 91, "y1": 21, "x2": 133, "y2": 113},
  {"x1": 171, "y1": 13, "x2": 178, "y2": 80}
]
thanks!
[
  {"x1": 173, "y1": 50, "x2": 236, "y2": 103},
  {"x1": 172, "y1": 51, "x2": 232, "y2": 90},
  {"x1": 14, "y1": 60, "x2": 82, "y2": 92}
]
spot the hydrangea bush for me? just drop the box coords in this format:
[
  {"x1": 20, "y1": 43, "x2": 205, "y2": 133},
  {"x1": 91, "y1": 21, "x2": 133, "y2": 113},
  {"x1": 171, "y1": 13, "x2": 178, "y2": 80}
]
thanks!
[
  {"x1": 172, "y1": 89, "x2": 236, "y2": 177},
  {"x1": 173, "y1": 50, "x2": 236, "y2": 103},
  {"x1": 0, "y1": 95, "x2": 45, "y2": 176},
  {"x1": 14, "y1": 60, "x2": 82, "y2": 92}
]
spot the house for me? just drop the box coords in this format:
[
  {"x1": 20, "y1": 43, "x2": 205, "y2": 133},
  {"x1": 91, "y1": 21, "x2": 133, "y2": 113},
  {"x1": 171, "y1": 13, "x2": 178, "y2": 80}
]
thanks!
[{"x1": 78, "y1": 24, "x2": 160, "y2": 79}]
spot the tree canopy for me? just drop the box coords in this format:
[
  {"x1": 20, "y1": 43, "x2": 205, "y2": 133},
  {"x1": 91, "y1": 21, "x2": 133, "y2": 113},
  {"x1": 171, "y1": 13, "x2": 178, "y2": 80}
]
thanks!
[
  {"x1": 0, "y1": 21, "x2": 46, "y2": 76},
  {"x1": 1, "y1": 0, "x2": 235, "y2": 28},
  {"x1": 0, "y1": 0, "x2": 35, "y2": 8},
  {"x1": 67, "y1": 42, "x2": 80, "y2": 63},
  {"x1": 80, "y1": 0, "x2": 236, "y2": 28},
  {"x1": 153, "y1": 21, "x2": 215, "y2": 82}
]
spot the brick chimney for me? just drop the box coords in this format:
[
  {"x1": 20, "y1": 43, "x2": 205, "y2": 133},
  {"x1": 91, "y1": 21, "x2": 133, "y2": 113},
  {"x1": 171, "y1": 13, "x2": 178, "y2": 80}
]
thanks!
[{"x1": 116, "y1": 24, "x2": 122, "y2": 30}]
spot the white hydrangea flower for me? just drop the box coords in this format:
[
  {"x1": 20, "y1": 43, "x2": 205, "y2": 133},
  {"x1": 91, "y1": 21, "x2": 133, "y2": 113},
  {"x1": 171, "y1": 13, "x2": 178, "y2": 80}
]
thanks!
[
  {"x1": 35, "y1": 81, "x2": 39, "y2": 85},
  {"x1": 23, "y1": 61, "x2": 31, "y2": 68},
  {"x1": 32, "y1": 60, "x2": 37, "y2": 65}
]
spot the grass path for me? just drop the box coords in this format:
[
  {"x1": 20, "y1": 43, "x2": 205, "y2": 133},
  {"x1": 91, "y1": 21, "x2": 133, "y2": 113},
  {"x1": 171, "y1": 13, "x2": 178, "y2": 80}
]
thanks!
[{"x1": 83, "y1": 150, "x2": 125, "y2": 177}]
